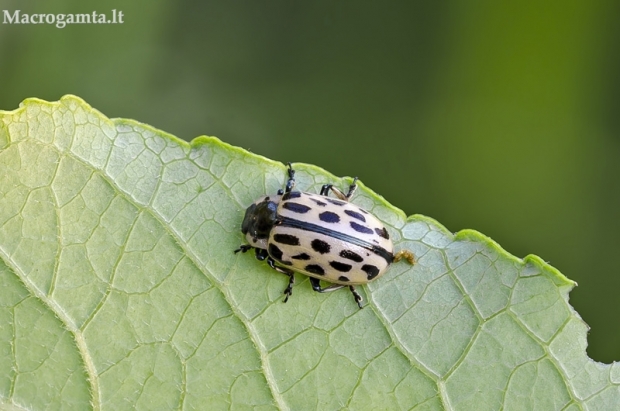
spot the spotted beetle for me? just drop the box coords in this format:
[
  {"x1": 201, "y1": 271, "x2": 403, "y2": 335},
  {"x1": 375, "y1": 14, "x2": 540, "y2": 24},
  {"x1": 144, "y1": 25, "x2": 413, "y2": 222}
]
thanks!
[{"x1": 234, "y1": 163, "x2": 415, "y2": 308}]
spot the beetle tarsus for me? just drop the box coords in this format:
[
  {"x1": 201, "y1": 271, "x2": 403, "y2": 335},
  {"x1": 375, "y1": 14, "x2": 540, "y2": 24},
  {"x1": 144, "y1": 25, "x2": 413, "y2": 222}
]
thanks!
[
  {"x1": 284, "y1": 163, "x2": 296, "y2": 194},
  {"x1": 234, "y1": 244, "x2": 253, "y2": 254},
  {"x1": 346, "y1": 177, "x2": 358, "y2": 199},
  {"x1": 282, "y1": 272, "x2": 295, "y2": 303},
  {"x1": 349, "y1": 286, "x2": 363, "y2": 309}
]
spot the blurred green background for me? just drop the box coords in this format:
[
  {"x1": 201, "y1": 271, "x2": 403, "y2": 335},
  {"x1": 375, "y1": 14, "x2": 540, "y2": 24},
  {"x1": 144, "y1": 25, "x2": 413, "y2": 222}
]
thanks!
[{"x1": 1, "y1": 1, "x2": 619, "y2": 362}]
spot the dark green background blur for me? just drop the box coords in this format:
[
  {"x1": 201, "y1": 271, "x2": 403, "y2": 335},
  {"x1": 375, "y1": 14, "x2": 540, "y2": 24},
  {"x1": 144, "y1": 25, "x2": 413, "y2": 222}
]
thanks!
[{"x1": 1, "y1": 1, "x2": 619, "y2": 362}]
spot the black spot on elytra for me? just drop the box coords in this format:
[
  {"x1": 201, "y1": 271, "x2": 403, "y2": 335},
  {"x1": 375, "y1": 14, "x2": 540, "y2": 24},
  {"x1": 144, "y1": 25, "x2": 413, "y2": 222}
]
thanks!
[
  {"x1": 338, "y1": 276, "x2": 350, "y2": 282},
  {"x1": 311, "y1": 239, "x2": 331, "y2": 254},
  {"x1": 326, "y1": 198, "x2": 346, "y2": 206},
  {"x1": 284, "y1": 191, "x2": 302, "y2": 199},
  {"x1": 319, "y1": 211, "x2": 340, "y2": 223},
  {"x1": 283, "y1": 202, "x2": 311, "y2": 213},
  {"x1": 339, "y1": 250, "x2": 363, "y2": 262},
  {"x1": 362, "y1": 264, "x2": 380, "y2": 280},
  {"x1": 375, "y1": 227, "x2": 390, "y2": 239},
  {"x1": 350, "y1": 221, "x2": 373, "y2": 234},
  {"x1": 310, "y1": 198, "x2": 327, "y2": 207},
  {"x1": 273, "y1": 233, "x2": 300, "y2": 246},
  {"x1": 345, "y1": 209, "x2": 366, "y2": 222},
  {"x1": 305, "y1": 264, "x2": 325, "y2": 275},
  {"x1": 269, "y1": 244, "x2": 283, "y2": 260},
  {"x1": 330, "y1": 261, "x2": 352, "y2": 272},
  {"x1": 292, "y1": 253, "x2": 311, "y2": 260}
]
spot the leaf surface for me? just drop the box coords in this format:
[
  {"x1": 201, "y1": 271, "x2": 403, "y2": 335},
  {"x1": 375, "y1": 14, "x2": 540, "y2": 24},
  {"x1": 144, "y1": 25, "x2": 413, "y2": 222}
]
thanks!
[{"x1": 0, "y1": 96, "x2": 614, "y2": 410}]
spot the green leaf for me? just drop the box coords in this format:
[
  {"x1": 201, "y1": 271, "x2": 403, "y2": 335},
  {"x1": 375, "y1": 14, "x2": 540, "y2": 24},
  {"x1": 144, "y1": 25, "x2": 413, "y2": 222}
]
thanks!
[{"x1": 0, "y1": 95, "x2": 613, "y2": 410}]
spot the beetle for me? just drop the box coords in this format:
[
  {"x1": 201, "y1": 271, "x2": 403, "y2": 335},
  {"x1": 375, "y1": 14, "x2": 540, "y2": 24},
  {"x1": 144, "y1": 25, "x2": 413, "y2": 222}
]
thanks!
[{"x1": 234, "y1": 163, "x2": 415, "y2": 308}]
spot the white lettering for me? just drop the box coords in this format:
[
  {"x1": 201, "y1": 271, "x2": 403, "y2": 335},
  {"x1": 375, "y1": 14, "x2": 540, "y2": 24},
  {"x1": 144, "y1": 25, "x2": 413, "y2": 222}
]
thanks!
[
  {"x1": 56, "y1": 14, "x2": 66, "y2": 29},
  {"x1": 2, "y1": 10, "x2": 124, "y2": 27},
  {"x1": 75, "y1": 13, "x2": 90, "y2": 24},
  {"x1": 3, "y1": 9, "x2": 20, "y2": 24}
]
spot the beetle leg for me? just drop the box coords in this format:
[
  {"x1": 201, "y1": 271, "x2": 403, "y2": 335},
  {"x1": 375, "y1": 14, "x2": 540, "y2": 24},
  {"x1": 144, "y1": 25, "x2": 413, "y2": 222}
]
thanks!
[
  {"x1": 321, "y1": 184, "x2": 348, "y2": 201},
  {"x1": 239, "y1": 246, "x2": 295, "y2": 302},
  {"x1": 234, "y1": 244, "x2": 253, "y2": 254},
  {"x1": 284, "y1": 162, "x2": 296, "y2": 194},
  {"x1": 254, "y1": 248, "x2": 269, "y2": 261},
  {"x1": 320, "y1": 177, "x2": 358, "y2": 201},
  {"x1": 309, "y1": 278, "x2": 363, "y2": 309},
  {"x1": 309, "y1": 277, "x2": 344, "y2": 293},
  {"x1": 345, "y1": 177, "x2": 358, "y2": 199},
  {"x1": 266, "y1": 256, "x2": 295, "y2": 302},
  {"x1": 319, "y1": 184, "x2": 331, "y2": 196},
  {"x1": 348, "y1": 286, "x2": 363, "y2": 309}
]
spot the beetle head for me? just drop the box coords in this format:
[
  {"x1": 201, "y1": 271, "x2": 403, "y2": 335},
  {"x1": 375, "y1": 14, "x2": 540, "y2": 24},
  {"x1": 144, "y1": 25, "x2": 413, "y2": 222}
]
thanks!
[{"x1": 241, "y1": 197, "x2": 279, "y2": 241}]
